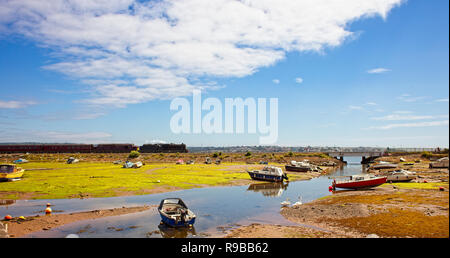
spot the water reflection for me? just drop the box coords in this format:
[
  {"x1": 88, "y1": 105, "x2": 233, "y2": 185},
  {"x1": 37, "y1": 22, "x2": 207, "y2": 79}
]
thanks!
[
  {"x1": 158, "y1": 224, "x2": 197, "y2": 238},
  {"x1": 247, "y1": 182, "x2": 289, "y2": 197},
  {"x1": 0, "y1": 200, "x2": 15, "y2": 206}
]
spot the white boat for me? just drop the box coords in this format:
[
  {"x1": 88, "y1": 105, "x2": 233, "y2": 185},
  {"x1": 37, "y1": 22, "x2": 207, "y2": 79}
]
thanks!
[
  {"x1": 386, "y1": 170, "x2": 416, "y2": 182},
  {"x1": 247, "y1": 166, "x2": 289, "y2": 182}
]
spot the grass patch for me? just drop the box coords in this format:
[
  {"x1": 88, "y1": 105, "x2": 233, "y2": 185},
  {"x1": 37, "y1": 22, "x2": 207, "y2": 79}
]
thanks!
[{"x1": 0, "y1": 162, "x2": 255, "y2": 200}]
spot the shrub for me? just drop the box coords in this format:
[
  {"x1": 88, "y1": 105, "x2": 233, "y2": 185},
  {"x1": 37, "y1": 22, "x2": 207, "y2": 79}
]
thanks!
[
  {"x1": 212, "y1": 152, "x2": 219, "y2": 158},
  {"x1": 245, "y1": 151, "x2": 252, "y2": 157},
  {"x1": 128, "y1": 151, "x2": 140, "y2": 159},
  {"x1": 421, "y1": 151, "x2": 433, "y2": 159}
]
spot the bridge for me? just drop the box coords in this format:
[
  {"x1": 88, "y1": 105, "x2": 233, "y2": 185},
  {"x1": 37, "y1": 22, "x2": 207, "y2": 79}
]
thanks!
[{"x1": 326, "y1": 151, "x2": 385, "y2": 164}]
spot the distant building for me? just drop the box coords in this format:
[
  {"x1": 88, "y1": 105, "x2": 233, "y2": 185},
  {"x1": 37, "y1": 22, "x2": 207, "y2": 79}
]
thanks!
[{"x1": 139, "y1": 143, "x2": 188, "y2": 153}]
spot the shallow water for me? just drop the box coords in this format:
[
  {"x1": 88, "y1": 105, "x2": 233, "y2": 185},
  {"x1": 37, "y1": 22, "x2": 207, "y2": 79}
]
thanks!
[{"x1": 1, "y1": 157, "x2": 367, "y2": 238}]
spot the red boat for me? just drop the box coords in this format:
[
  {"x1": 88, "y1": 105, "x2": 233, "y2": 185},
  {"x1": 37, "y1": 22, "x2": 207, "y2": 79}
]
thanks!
[{"x1": 332, "y1": 174, "x2": 387, "y2": 190}]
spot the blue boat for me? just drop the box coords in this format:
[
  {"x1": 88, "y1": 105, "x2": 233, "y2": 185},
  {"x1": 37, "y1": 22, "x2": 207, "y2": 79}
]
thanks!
[
  {"x1": 158, "y1": 198, "x2": 196, "y2": 227},
  {"x1": 247, "y1": 166, "x2": 288, "y2": 182}
]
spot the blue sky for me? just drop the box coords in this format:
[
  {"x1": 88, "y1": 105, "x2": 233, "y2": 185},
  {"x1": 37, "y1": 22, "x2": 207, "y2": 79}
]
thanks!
[{"x1": 0, "y1": 0, "x2": 448, "y2": 147}]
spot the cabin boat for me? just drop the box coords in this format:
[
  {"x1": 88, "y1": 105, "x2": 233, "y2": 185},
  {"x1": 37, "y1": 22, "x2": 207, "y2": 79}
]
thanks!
[
  {"x1": 247, "y1": 166, "x2": 288, "y2": 182},
  {"x1": 332, "y1": 174, "x2": 387, "y2": 190},
  {"x1": 158, "y1": 198, "x2": 196, "y2": 227},
  {"x1": 386, "y1": 170, "x2": 416, "y2": 182},
  {"x1": 285, "y1": 161, "x2": 311, "y2": 172},
  {"x1": 0, "y1": 164, "x2": 25, "y2": 182}
]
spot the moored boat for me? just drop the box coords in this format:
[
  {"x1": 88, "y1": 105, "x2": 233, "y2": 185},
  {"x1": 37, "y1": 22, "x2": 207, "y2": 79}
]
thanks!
[
  {"x1": 247, "y1": 166, "x2": 288, "y2": 182},
  {"x1": 332, "y1": 174, "x2": 387, "y2": 190},
  {"x1": 285, "y1": 161, "x2": 311, "y2": 172},
  {"x1": 158, "y1": 198, "x2": 196, "y2": 227},
  {"x1": 0, "y1": 164, "x2": 25, "y2": 182}
]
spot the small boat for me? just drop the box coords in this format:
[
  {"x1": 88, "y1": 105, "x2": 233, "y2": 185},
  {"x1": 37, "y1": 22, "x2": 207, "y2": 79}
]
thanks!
[
  {"x1": 122, "y1": 161, "x2": 143, "y2": 168},
  {"x1": 285, "y1": 161, "x2": 311, "y2": 172},
  {"x1": 13, "y1": 158, "x2": 28, "y2": 164},
  {"x1": 247, "y1": 166, "x2": 288, "y2": 182},
  {"x1": 0, "y1": 164, "x2": 25, "y2": 182},
  {"x1": 158, "y1": 198, "x2": 196, "y2": 227},
  {"x1": 332, "y1": 174, "x2": 387, "y2": 190},
  {"x1": 429, "y1": 157, "x2": 449, "y2": 169},
  {"x1": 66, "y1": 157, "x2": 79, "y2": 164},
  {"x1": 386, "y1": 170, "x2": 416, "y2": 182},
  {"x1": 371, "y1": 162, "x2": 398, "y2": 170}
]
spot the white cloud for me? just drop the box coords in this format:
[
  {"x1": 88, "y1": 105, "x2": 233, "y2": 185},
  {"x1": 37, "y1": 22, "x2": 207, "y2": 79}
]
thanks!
[
  {"x1": 396, "y1": 94, "x2": 429, "y2": 103},
  {"x1": 367, "y1": 67, "x2": 391, "y2": 74},
  {"x1": 367, "y1": 120, "x2": 449, "y2": 130},
  {"x1": 0, "y1": 100, "x2": 37, "y2": 109},
  {"x1": 348, "y1": 105, "x2": 363, "y2": 110},
  {"x1": 435, "y1": 98, "x2": 449, "y2": 102},
  {"x1": 295, "y1": 77, "x2": 303, "y2": 84},
  {"x1": 365, "y1": 102, "x2": 377, "y2": 106},
  {"x1": 371, "y1": 114, "x2": 448, "y2": 121},
  {"x1": 272, "y1": 79, "x2": 280, "y2": 84},
  {"x1": 0, "y1": 0, "x2": 404, "y2": 106}
]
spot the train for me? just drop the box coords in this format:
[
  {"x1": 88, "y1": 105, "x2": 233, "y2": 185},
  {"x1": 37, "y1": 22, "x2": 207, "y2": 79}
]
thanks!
[{"x1": 0, "y1": 143, "x2": 188, "y2": 153}]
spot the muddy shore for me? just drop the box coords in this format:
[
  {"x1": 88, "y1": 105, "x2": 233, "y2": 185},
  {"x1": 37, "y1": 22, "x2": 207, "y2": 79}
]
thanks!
[{"x1": 1, "y1": 205, "x2": 154, "y2": 238}]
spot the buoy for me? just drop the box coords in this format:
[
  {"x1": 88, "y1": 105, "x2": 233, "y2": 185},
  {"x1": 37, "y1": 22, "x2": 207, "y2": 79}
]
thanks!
[
  {"x1": 439, "y1": 187, "x2": 444, "y2": 191},
  {"x1": 423, "y1": 180, "x2": 428, "y2": 183},
  {"x1": 4, "y1": 215, "x2": 12, "y2": 220},
  {"x1": 19, "y1": 216, "x2": 25, "y2": 220},
  {"x1": 45, "y1": 203, "x2": 52, "y2": 214},
  {"x1": 328, "y1": 186, "x2": 333, "y2": 191}
]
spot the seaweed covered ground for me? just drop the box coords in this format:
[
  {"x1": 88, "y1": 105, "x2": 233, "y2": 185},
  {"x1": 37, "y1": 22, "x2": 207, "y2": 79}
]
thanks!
[{"x1": 0, "y1": 153, "x2": 338, "y2": 200}]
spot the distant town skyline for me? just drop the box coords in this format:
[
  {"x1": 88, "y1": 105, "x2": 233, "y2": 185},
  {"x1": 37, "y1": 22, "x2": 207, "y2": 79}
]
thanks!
[{"x1": 0, "y1": 0, "x2": 448, "y2": 148}]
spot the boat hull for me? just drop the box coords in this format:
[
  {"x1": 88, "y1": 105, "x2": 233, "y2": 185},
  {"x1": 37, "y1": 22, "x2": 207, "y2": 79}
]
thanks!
[
  {"x1": 247, "y1": 171, "x2": 285, "y2": 182},
  {"x1": 285, "y1": 165, "x2": 310, "y2": 172},
  {"x1": 333, "y1": 177, "x2": 387, "y2": 190},
  {"x1": 0, "y1": 169, "x2": 24, "y2": 182}
]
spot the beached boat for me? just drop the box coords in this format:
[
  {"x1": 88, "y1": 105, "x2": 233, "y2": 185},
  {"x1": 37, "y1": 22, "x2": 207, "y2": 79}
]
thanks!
[
  {"x1": 122, "y1": 161, "x2": 143, "y2": 168},
  {"x1": 430, "y1": 157, "x2": 449, "y2": 169},
  {"x1": 158, "y1": 198, "x2": 196, "y2": 227},
  {"x1": 285, "y1": 161, "x2": 311, "y2": 172},
  {"x1": 386, "y1": 170, "x2": 416, "y2": 182},
  {"x1": 247, "y1": 166, "x2": 288, "y2": 182},
  {"x1": 371, "y1": 162, "x2": 398, "y2": 170},
  {"x1": 332, "y1": 174, "x2": 387, "y2": 190},
  {"x1": 0, "y1": 164, "x2": 25, "y2": 182}
]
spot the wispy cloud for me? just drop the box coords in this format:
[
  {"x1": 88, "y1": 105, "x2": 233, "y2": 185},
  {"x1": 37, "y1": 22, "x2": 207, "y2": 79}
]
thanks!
[
  {"x1": 0, "y1": 0, "x2": 404, "y2": 106},
  {"x1": 371, "y1": 114, "x2": 448, "y2": 121},
  {"x1": 367, "y1": 68, "x2": 391, "y2": 74},
  {"x1": 367, "y1": 120, "x2": 449, "y2": 130},
  {"x1": 0, "y1": 100, "x2": 37, "y2": 109},
  {"x1": 272, "y1": 79, "x2": 280, "y2": 84},
  {"x1": 435, "y1": 98, "x2": 449, "y2": 102},
  {"x1": 295, "y1": 77, "x2": 303, "y2": 84},
  {"x1": 348, "y1": 105, "x2": 363, "y2": 110},
  {"x1": 397, "y1": 94, "x2": 428, "y2": 103}
]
